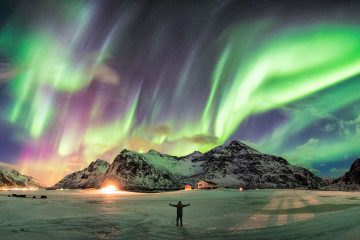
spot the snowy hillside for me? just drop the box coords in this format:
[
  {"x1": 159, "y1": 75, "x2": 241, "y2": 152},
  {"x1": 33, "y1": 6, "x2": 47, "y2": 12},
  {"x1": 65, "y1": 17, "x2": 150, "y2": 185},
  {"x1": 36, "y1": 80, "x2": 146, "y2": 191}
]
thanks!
[
  {"x1": 104, "y1": 149, "x2": 203, "y2": 191},
  {"x1": 202, "y1": 140, "x2": 261, "y2": 156},
  {"x1": 53, "y1": 140, "x2": 323, "y2": 191},
  {"x1": 337, "y1": 158, "x2": 360, "y2": 184},
  {"x1": 323, "y1": 158, "x2": 360, "y2": 190},
  {"x1": 108, "y1": 140, "x2": 323, "y2": 190},
  {"x1": 51, "y1": 159, "x2": 110, "y2": 189},
  {"x1": 0, "y1": 166, "x2": 45, "y2": 188},
  {"x1": 185, "y1": 153, "x2": 322, "y2": 189}
]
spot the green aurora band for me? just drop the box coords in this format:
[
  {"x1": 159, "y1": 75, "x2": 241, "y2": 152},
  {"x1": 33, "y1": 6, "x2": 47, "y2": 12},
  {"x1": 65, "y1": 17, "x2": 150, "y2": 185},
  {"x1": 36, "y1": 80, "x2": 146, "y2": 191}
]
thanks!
[
  {"x1": 1, "y1": 3, "x2": 111, "y2": 138},
  {"x1": 213, "y1": 25, "x2": 360, "y2": 142},
  {"x1": 1, "y1": 1, "x2": 360, "y2": 183}
]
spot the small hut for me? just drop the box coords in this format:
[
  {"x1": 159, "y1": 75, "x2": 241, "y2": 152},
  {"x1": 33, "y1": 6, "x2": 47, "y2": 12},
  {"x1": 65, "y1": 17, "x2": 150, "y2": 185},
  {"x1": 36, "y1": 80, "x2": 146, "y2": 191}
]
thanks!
[
  {"x1": 197, "y1": 180, "x2": 217, "y2": 189},
  {"x1": 184, "y1": 185, "x2": 192, "y2": 191}
]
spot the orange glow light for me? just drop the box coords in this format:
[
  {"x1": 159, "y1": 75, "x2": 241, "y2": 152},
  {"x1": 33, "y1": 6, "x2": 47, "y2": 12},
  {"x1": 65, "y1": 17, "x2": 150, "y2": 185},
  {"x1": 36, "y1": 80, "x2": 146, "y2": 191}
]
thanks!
[
  {"x1": 184, "y1": 185, "x2": 192, "y2": 191},
  {"x1": 100, "y1": 185, "x2": 118, "y2": 194}
]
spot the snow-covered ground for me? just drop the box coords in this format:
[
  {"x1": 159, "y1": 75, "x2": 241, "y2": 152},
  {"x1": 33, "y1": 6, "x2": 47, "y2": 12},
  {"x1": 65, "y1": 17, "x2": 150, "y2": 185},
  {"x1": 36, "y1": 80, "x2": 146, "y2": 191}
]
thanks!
[{"x1": 1, "y1": 189, "x2": 360, "y2": 239}]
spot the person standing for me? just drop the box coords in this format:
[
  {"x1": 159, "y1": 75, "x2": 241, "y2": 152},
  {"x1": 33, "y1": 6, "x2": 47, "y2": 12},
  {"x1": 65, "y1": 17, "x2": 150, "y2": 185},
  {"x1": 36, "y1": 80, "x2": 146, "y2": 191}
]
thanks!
[{"x1": 169, "y1": 201, "x2": 190, "y2": 227}]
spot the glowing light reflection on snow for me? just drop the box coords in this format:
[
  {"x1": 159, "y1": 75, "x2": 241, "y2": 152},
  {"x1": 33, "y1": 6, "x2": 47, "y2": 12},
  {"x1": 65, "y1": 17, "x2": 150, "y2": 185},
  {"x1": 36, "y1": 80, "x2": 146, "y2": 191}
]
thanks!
[{"x1": 100, "y1": 185, "x2": 118, "y2": 194}]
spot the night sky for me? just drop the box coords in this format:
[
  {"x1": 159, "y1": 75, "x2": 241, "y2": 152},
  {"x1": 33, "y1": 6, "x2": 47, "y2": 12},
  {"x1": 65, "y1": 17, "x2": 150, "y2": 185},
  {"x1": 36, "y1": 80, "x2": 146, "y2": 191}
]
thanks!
[{"x1": 1, "y1": 0, "x2": 360, "y2": 185}]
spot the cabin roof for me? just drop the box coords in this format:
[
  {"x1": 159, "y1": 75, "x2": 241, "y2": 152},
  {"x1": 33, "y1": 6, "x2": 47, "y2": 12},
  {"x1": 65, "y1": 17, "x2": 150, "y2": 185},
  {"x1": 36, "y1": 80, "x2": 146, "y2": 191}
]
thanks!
[{"x1": 198, "y1": 180, "x2": 217, "y2": 185}]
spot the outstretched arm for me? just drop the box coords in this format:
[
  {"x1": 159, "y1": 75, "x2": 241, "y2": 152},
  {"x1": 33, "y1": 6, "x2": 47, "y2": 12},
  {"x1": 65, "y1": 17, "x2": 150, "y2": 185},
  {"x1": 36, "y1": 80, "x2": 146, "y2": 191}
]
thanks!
[
  {"x1": 184, "y1": 203, "x2": 190, "y2": 207},
  {"x1": 169, "y1": 203, "x2": 176, "y2": 207}
]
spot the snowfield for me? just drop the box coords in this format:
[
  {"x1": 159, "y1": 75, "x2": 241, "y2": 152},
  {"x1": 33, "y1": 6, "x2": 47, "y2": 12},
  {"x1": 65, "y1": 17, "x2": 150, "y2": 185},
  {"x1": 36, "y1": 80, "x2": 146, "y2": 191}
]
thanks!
[{"x1": 1, "y1": 189, "x2": 360, "y2": 239}]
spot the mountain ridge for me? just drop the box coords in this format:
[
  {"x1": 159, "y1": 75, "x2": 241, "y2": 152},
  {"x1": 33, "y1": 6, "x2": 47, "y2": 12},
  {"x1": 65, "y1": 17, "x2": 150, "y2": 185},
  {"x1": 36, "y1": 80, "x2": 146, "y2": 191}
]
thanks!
[
  {"x1": 51, "y1": 159, "x2": 110, "y2": 189},
  {"x1": 52, "y1": 140, "x2": 324, "y2": 191},
  {"x1": 0, "y1": 166, "x2": 45, "y2": 188},
  {"x1": 322, "y1": 158, "x2": 360, "y2": 190}
]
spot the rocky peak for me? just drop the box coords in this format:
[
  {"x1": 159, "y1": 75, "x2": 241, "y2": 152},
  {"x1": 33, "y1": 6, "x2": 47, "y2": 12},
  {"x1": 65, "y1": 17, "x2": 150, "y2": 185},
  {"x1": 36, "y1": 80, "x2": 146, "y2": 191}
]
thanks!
[
  {"x1": 225, "y1": 140, "x2": 260, "y2": 153},
  {"x1": 147, "y1": 149, "x2": 167, "y2": 157},
  {"x1": 227, "y1": 140, "x2": 246, "y2": 146},
  {"x1": 204, "y1": 140, "x2": 260, "y2": 157},
  {"x1": 349, "y1": 158, "x2": 360, "y2": 172},
  {"x1": 50, "y1": 159, "x2": 110, "y2": 189},
  {"x1": 338, "y1": 158, "x2": 360, "y2": 184},
  {"x1": 120, "y1": 149, "x2": 132, "y2": 155},
  {"x1": 189, "y1": 151, "x2": 202, "y2": 157},
  {"x1": 0, "y1": 166, "x2": 45, "y2": 188},
  {"x1": 181, "y1": 151, "x2": 202, "y2": 161},
  {"x1": 148, "y1": 149, "x2": 161, "y2": 154},
  {"x1": 87, "y1": 159, "x2": 110, "y2": 173}
]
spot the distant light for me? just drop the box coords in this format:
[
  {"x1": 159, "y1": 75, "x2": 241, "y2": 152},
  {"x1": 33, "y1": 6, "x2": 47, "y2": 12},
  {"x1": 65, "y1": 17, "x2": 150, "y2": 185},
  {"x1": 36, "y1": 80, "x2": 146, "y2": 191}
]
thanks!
[
  {"x1": 100, "y1": 185, "x2": 118, "y2": 194},
  {"x1": 184, "y1": 185, "x2": 192, "y2": 191},
  {"x1": 239, "y1": 187, "x2": 244, "y2": 192}
]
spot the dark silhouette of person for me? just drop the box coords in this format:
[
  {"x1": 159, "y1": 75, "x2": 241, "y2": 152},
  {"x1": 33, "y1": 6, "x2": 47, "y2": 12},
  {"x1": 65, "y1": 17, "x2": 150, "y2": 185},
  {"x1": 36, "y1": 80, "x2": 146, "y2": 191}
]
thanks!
[{"x1": 169, "y1": 201, "x2": 190, "y2": 227}]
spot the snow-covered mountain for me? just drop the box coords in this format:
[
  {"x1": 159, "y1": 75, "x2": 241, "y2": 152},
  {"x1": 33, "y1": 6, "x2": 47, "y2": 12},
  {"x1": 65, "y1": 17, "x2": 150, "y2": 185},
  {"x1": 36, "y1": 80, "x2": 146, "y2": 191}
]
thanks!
[
  {"x1": 203, "y1": 141, "x2": 323, "y2": 188},
  {"x1": 323, "y1": 158, "x2": 360, "y2": 190},
  {"x1": 51, "y1": 159, "x2": 110, "y2": 189},
  {"x1": 105, "y1": 140, "x2": 323, "y2": 190},
  {"x1": 104, "y1": 149, "x2": 202, "y2": 191},
  {"x1": 0, "y1": 166, "x2": 45, "y2": 188},
  {"x1": 52, "y1": 140, "x2": 323, "y2": 191},
  {"x1": 338, "y1": 158, "x2": 360, "y2": 184}
]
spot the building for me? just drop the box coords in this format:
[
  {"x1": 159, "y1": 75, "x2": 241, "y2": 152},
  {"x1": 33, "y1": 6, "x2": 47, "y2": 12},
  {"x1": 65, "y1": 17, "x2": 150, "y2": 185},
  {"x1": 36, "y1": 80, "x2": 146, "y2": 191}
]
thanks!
[{"x1": 197, "y1": 180, "x2": 217, "y2": 189}]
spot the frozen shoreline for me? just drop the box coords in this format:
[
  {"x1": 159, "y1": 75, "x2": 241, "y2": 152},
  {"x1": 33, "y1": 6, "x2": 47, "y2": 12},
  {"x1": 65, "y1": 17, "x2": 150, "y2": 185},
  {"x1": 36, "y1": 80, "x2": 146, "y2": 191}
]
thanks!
[{"x1": 1, "y1": 189, "x2": 360, "y2": 239}]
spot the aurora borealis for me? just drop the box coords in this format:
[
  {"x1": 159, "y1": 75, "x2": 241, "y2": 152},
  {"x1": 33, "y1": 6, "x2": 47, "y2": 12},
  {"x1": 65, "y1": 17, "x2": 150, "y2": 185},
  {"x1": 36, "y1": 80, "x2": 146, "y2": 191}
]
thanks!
[{"x1": 1, "y1": 0, "x2": 360, "y2": 185}]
